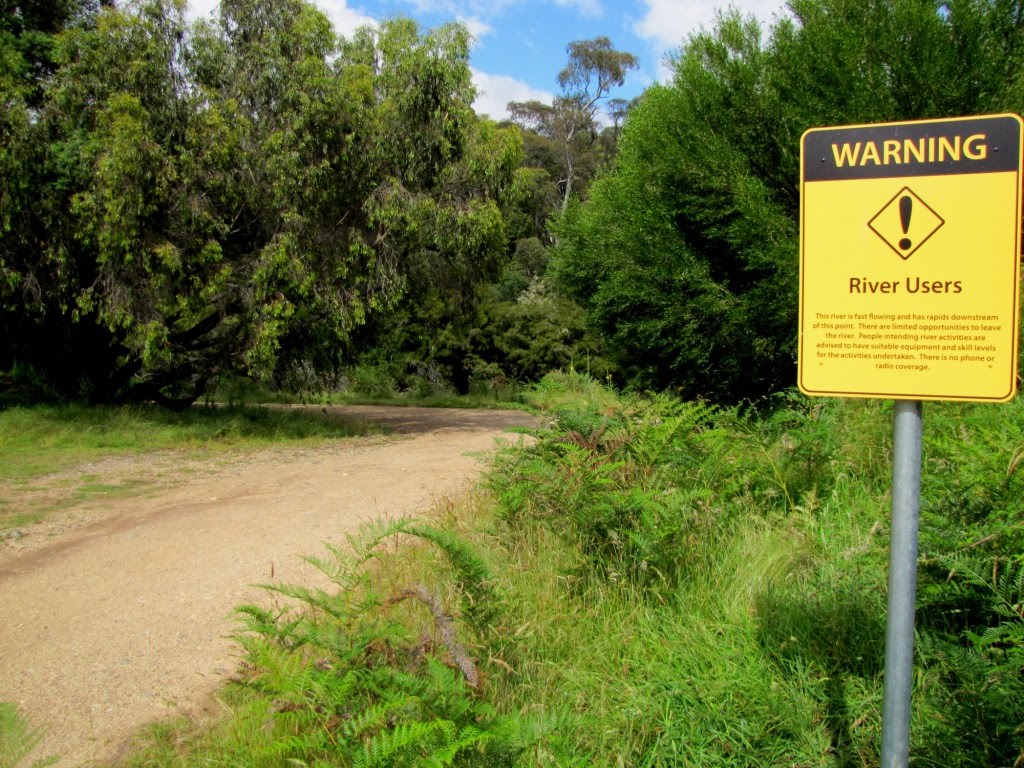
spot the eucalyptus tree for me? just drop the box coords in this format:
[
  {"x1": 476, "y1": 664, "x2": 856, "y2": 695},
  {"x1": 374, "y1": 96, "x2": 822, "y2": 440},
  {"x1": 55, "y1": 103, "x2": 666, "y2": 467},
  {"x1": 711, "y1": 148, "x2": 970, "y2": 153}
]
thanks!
[
  {"x1": 0, "y1": 0, "x2": 107, "y2": 106},
  {"x1": 1, "y1": 0, "x2": 103, "y2": 358},
  {"x1": 508, "y1": 36, "x2": 637, "y2": 213},
  {"x1": 0, "y1": 0, "x2": 519, "y2": 405}
]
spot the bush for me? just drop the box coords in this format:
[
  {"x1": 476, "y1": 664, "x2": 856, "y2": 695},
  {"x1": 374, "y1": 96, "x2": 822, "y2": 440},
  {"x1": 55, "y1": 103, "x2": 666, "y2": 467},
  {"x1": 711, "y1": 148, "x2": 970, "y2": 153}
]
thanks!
[
  {"x1": 346, "y1": 365, "x2": 398, "y2": 400},
  {"x1": 492, "y1": 381, "x2": 741, "y2": 589}
]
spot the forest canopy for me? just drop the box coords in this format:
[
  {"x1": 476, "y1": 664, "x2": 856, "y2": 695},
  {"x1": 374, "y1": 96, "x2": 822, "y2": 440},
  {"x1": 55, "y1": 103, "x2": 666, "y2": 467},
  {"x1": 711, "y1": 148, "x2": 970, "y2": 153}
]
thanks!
[
  {"x1": 4, "y1": 0, "x2": 1024, "y2": 405},
  {"x1": 1, "y1": 0, "x2": 520, "y2": 406}
]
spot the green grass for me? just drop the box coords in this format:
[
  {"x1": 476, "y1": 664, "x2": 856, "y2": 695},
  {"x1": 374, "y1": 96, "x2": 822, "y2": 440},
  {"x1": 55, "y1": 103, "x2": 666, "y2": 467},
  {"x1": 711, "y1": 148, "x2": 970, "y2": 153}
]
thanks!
[
  {"x1": 476, "y1": 501, "x2": 881, "y2": 766},
  {"x1": 0, "y1": 512, "x2": 43, "y2": 530},
  {"x1": 0, "y1": 403, "x2": 379, "y2": 485}
]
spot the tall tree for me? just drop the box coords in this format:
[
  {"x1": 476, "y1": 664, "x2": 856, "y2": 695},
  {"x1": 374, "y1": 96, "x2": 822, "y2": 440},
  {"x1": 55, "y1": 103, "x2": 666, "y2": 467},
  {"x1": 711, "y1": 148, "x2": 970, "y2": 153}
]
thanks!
[
  {"x1": 0, "y1": 1, "x2": 518, "y2": 405},
  {"x1": 0, "y1": 0, "x2": 107, "y2": 106},
  {"x1": 508, "y1": 36, "x2": 637, "y2": 212},
  {"x1": 553, "y1": 0, "x2": 1024, "y2": 402},
  {"x1": 1, "y1": 0, "x2": 104, "y2": 329}
]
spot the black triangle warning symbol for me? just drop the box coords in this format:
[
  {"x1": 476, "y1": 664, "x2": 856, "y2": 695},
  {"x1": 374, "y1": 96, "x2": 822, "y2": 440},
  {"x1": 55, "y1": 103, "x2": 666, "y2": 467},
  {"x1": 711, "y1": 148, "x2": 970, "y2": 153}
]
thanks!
[{"x1": 868, "y1": 187, "x2": 945, "y2": 260}]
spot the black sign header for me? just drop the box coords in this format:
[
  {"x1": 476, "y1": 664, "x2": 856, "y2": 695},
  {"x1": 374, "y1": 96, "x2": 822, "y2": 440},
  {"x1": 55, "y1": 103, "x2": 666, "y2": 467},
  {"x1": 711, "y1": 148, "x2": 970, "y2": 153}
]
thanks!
[{"x1": 802, "y1": 115, "x2": 1021, "y2": 182}]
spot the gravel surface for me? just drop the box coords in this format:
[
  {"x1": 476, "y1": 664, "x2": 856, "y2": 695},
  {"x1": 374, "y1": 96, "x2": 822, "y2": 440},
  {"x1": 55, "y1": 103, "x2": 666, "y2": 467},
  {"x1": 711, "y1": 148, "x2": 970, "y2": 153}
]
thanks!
[{"x1": 0, "y1": 405, "x2": 538, "y2": 767}]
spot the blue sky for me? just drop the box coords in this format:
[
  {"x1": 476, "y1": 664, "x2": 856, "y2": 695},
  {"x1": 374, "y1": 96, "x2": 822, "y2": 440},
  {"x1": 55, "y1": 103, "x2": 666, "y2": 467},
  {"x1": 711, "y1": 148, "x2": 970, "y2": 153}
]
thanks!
[{"x1": 187, "y1": 0, "x2": 783, "y2": 121}]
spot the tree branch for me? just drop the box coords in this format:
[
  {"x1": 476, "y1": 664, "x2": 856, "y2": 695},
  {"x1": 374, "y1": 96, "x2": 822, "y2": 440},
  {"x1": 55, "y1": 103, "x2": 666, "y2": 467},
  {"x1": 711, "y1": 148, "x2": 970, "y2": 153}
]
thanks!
[{"x1": 395, "y1": 584, "x2": 480, "y2": 690}]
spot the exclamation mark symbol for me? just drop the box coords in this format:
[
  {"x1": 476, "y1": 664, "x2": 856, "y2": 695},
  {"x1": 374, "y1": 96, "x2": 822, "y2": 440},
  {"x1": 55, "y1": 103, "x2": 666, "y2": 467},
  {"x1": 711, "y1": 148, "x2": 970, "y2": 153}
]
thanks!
[{"x1": 899, "y1": 195, "x2": 913, "y2": 251}]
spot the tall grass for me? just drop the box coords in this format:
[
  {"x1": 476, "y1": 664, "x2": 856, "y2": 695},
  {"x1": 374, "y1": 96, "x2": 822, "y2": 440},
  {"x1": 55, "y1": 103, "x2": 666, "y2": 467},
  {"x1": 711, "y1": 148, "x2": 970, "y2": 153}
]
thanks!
[{"x1": 485, "y1": 377, "x2": 1022, "y2": 766}]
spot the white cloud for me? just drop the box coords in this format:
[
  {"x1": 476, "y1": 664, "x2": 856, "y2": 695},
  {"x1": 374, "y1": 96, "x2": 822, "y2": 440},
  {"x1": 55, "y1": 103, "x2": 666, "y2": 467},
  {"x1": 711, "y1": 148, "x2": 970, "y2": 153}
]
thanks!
[
  {"x1": 457, "y1": 15, "x2": 495, "y2": 47},
  {"x1": 631, "y1": 0, "x2": 783, "y2": 83},
  {"x1": 633, "y1": 0, "x2": 778, "y2": 58},
  {"x1": 471, "y1": 69, "x2": 554, "y2": 121},
  {"x1": 187, "y1": 0, "x2": 218, "y2": 19},
  {"x1": 317, "y1": 0, "x2": 378, "y2": 37},
  {"x1": 396, "y1": 0, "x2": 521, "y2": 17},
  {"x1": 390, "y1": 0, "x2": 605, "y2": 22}
]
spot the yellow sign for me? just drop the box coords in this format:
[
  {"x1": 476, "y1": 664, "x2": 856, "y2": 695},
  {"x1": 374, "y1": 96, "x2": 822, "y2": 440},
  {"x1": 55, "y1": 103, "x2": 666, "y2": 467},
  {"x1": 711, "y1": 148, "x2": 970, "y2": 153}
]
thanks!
[{"x1": 799, "y1": 114, "x2": 1023, "y2": 402}]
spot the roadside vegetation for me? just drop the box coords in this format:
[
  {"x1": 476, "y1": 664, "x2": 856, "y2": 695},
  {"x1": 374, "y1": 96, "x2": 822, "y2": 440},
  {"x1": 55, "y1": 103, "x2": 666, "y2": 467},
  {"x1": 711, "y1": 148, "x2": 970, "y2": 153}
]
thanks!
[
  {"x1": 211, "y1": 370, "x2": 528, "y2": 410},
  {"x1": 62, "y1": 372, "x2": 1017, "y2": 768}
]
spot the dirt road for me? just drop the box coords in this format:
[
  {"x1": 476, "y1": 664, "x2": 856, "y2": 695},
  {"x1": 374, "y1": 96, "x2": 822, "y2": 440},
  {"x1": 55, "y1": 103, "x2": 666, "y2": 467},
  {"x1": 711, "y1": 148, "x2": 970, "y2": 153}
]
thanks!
[{"x1": 0, "y1": 405, "x2": 538, "y2": 767}]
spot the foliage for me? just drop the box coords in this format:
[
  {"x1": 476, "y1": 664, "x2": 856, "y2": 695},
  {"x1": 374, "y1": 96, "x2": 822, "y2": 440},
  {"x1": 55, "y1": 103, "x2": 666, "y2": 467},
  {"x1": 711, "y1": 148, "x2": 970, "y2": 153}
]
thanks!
[
  {"x1": 508, "y1": 36, "x2": 637, "y2": 216},
  {"x1": 911, "y1": 402, "x2": 1024, "y2": 766},
  {"x1": 483, "y1": 289, "x2": 610, "y2": 393},
  {"x1": 470, "y1": 281, "x2": 613, "y2": 384},
  {"x1": 552, "y1": 0, "x2": 1024, "y2": 402},
  {"x1": 494, "y1": 238, "x2": 550, "y2": 302},
  {"x1": 345, "y1": 364, "x2": 399, "y2": 401},
  {"x1": 0, "y1": 0, "x2": 518, "y2": 407},
  {"x1": 0, "y1": 704, "x2": 57, "y2": 768},
  {"x1": 501, "y1": 166, "x2": 561, "y2": 246},
  {"x1": 521, "y1": 368, "x2": 622, "y2": 413},
  {"x1": 180, "y1": 518, "x2": 552, "y2": 767},
  {"x1": 0, "y1": 0, "x2": 100, "y2": 109},
  {"x1": 491, "y1": 376, "x2": 884, "y2": 592},
  {"x1": 341, "y1": 244, "x2": 610, "y2": 395},
  {"x1": 493, "y1": 375, "x2": 775, "y2": 589},
  {"x1": 481, "y1": 380, "x2": 1023, "y2": 765},
  {"x1": 914, "y1": 561, "x2": 1024, "y2": 767}
]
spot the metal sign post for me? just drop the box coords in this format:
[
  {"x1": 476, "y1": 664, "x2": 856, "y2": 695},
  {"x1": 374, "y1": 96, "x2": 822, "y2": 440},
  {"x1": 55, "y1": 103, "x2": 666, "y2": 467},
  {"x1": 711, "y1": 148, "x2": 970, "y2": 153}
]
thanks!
[
  {"x1": 798, "y1": 114, "x2": 1023, "y2": 764},
  {"x1": 880, "y1": 400, "x2": 923, "y2": 768}
]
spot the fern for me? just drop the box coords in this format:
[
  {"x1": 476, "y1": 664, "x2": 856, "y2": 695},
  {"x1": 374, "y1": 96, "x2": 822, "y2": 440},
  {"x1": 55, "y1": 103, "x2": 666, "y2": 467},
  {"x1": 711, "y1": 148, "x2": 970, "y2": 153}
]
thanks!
[
  {"x1": 0, "y1": 704, "x2": 57, "y2": 768},
  {"x1": 225, "y1": 515, "x2": 548, "y2": 768},
  {"x1": 240, "y1": 635, "x2": 320, "y2": 700},
  {"x1": 421, "y1": 725, "x2": 494, "y2": 766},
  {"x1": 353, "y1": 720, "x2": 457, "y2": 768},
  {"x1": 928, "y1": 555, "x2": 1024, "y2": 644},
  {"x1": 340, "y1": 695, "x2": 419, "y2": 740},
  {"x1": 261, "y1": 731, "x2": 335, "y2": 760},
  {"x1": 916, "y1": 554, "x2": 1024, "y2": 765},
  {"x1": 403, "y1": 524, "x2": 502, "y2": 632}
]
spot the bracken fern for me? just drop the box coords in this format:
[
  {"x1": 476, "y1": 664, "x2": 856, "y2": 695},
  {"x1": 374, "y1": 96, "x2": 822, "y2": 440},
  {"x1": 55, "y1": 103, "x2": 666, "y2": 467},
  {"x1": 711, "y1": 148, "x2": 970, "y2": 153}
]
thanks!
[
  {"x1": 0, "y1": 704, "x2": 57, "y2": 768},
  {"x1": 228, "y1": 518, "x2": 548, "y2": 767}
]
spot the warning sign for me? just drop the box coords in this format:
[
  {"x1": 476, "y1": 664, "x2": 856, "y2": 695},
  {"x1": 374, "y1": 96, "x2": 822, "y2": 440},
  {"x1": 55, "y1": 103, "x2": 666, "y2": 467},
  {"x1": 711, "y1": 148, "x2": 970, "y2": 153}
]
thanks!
[
  {"x1": 867, "y1": 187, "x2": 944, "y2": 260},
  {"x1": 799, "y1": 114, "x2": 1023, "y2": 402}
]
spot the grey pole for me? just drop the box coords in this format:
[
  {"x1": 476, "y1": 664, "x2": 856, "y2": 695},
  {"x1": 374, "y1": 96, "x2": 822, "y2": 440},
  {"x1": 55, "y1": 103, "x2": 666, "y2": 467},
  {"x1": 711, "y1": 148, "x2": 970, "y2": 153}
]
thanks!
[{"x1": 880, "y1": 399, "x2": 923, "y2": 768}]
